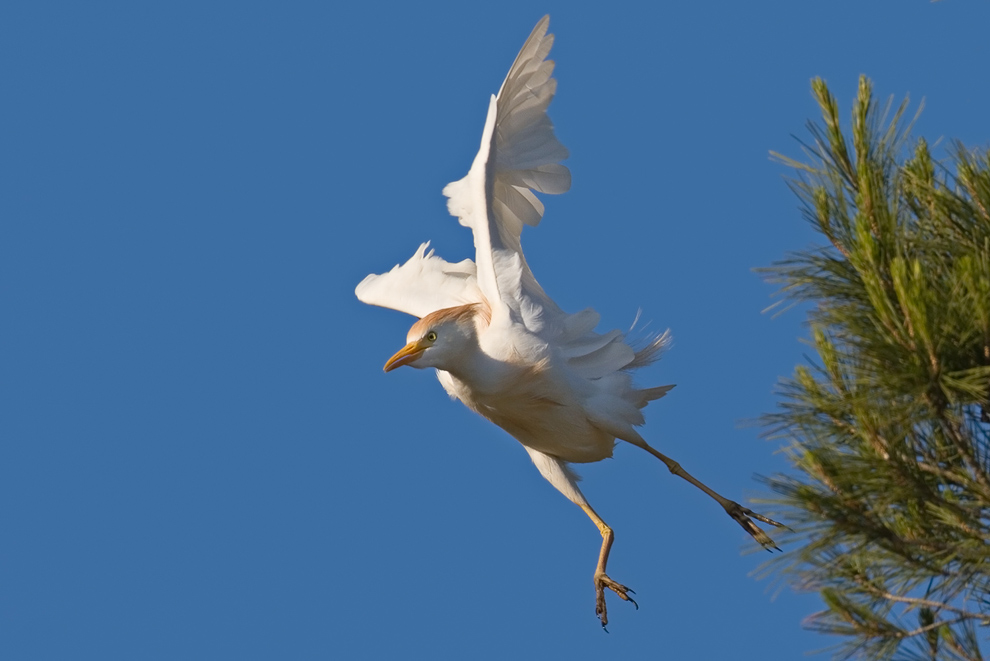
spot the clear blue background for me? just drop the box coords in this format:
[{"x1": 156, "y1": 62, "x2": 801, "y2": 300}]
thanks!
[{"x1": 3, "y1": 2, "x2": 988, "y2": 659}]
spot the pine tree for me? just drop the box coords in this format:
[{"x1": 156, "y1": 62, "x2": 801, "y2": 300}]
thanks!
[{"x1": 762, "y1": 76, "x2": 990, "y2": 660}]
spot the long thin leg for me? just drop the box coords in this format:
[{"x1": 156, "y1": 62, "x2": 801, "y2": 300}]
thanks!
[
  {"x1": 639, "y1": 443, "x2": 785, "y2": 551},
  {"x1": 523, "y1": 447, "x2": 637, "y2": 629},
  {"x1": 578, "y1": 502, "x2": 637, "y2": 630}
]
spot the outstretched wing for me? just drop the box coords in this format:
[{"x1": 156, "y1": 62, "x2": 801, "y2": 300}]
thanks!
[
  {"x1": 442, "y1": 15, "x2": 570, "y2": 334},
  {"x1": 355, "y1": 243, "x2": 483, "y2": 319}
]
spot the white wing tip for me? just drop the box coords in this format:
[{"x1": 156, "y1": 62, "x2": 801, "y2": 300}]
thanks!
[{"x1": 354, "y1": 273, "x2": 377, "y2": 301}]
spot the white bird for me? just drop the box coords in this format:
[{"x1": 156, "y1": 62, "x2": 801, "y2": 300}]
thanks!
[{"x1": 355, "y1": 15, "x2": 782, "y2": 628}]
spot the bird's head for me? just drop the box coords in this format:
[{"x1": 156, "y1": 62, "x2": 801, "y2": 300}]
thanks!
[{"x1": 383, "y1": 304, "x2": 487, "y2": 372}]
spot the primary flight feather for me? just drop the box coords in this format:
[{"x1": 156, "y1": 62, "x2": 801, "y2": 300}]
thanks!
[{"x1": 355, "y1": 15, "x2": 782, "y2": 628}]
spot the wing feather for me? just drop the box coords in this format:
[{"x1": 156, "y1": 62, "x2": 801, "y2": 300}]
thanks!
[
  {"x1": 354, "y1": 242, "x2": 483, "y2": 319},
  {"x1": 442, "y1": 15, "x2": 570, "y2": 334}
]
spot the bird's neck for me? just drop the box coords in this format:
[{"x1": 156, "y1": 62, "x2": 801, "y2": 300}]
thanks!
[{"x1": 440, "y1": 343, "x2": 517, "y2": 394}]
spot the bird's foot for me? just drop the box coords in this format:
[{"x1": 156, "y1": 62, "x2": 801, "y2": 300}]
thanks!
[
  {"x1": 594, "y1": 572, "x2": 637, "y2": 631},
  {"x1": 722, "y1": 500, "x2": 787, "y2": 552}
]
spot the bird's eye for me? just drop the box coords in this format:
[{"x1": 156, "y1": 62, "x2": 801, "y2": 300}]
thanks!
[{"x1": 426, "y1": 331, "x2": 438, "y2": 342}]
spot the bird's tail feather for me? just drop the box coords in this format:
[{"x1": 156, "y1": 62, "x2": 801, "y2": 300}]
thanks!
[{"x1": 627, "y1": 329, "x2": 672, "y2": 370}]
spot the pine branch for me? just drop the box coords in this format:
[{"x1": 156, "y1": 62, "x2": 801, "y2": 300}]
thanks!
[{"x1": 761, "y1": 77, "x2": 990, "y2": 660}]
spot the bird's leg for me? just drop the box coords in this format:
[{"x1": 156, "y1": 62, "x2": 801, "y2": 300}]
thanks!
[
  {"x1": 578, "y1": 502, "x2": 637, "y2": 630},
  {"x1": 640, "y1": 444, "x2": 786, "y2": 551}
]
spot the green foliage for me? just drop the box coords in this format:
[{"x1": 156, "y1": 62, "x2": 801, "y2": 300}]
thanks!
[{"x1": 763, "y1": 76, "x2": 990, "y2": 660}]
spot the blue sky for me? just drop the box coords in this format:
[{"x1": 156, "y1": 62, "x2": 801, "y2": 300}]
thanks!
[{"x1": 3, "y1": 2, "x2": 988, "y2": 659}]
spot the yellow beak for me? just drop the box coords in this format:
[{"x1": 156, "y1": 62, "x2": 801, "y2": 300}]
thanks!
[{"x1": 383, "y1": 340, "x2": 427, "y2": 372}]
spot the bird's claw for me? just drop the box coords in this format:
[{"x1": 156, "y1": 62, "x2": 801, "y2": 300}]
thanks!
[
  {"x1": 595, "y1": 573, "x2": 637, "y2": 630},
  {"x1": 723, "y1": 501, "x2": 787, "y2": 552}
]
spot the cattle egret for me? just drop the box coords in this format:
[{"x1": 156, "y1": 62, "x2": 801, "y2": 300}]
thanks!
[{"x1": 355, "y1": 15, "x2": 783, "y2": 628}]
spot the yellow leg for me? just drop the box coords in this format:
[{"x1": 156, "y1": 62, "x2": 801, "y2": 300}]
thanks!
[{"x1": 579, "y1": 502, "x2": 637, "y2": 630}]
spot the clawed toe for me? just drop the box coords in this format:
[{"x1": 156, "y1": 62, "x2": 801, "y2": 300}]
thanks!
[
  {"x1": 595, "y1": 573, "x2": 637, "y2": 630},
  {"x1": 723, "y1": 501, "x2": 787, "y2": 552}
]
